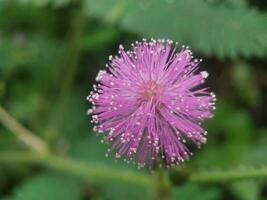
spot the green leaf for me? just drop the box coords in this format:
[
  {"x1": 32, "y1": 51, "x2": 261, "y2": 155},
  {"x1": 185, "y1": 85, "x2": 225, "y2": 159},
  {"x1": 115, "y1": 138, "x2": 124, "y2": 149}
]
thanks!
[
  {"x1": 192, "y1": 100, "x2": 253, "y2": 168},
  {"x1": 11, "y1": 173, "x2": 81, "y2": 200},
  {"x1": 231, "y1": 62, "x2": 260, "y2": 107},
  {"x1": 82, "y1": 27, "x2": 120, "y2": 52},
  {"x1": 230, "y1": 181, "x2": 260, "y2": 200},
  {"x1": 94, "y1": 179, "x2": 151, "y2": 200},
  {"x1": 85, "y1": 0, "x2": 267, "y2": 58},
  {"x1": 7, "y1": 87, "x2": 42, "y2": 122},
  {"x1": 70, "y1": 134, "x2": 153, "y2": 200},
  {"x1": 15, "y1": 0, "x2": 71, "y2": 7},
  {"x1": 0, "y1": 34, "x2": 62, "y2": 71},
  {"x1": 223, "y1": 0, "x2": 248, "y2": 8},
  {"x1": 207, "y1": 0, "x2": 248, "y2": 8},
  {"x1": 70, "y1": 132, "x2": 144, "y2": 171},
  {"x1": 172, "y1": 183, "x2": 220, "y2": 200},
  {"x1": 0, "y1": 80, "x2": 6, "y2": 99},
  {"x1": 0, "y1": 4, "x2": 57, "y2": 33},
  {"x1": 242, "y1": 129, "x2": 267, "y2": 166},
  {"x1": 0, "y1": 130, "x2": 17, "y2": 150},
  {"x1": 1, "y1": 197, "x2": 14, "y2": 200}
]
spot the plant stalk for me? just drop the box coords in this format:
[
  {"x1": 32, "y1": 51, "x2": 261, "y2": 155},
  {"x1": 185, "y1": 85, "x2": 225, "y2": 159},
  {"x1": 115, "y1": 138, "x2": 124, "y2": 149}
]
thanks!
[{"x1": 0, "y1": 105, "x2": 49, "y2": 154}]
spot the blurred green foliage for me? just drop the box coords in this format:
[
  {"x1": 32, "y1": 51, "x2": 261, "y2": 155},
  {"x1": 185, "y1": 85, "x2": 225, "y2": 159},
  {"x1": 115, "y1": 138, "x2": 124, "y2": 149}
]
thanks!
[{"x1": 0, "y1": 0, "x2": 267, "y2": 199}]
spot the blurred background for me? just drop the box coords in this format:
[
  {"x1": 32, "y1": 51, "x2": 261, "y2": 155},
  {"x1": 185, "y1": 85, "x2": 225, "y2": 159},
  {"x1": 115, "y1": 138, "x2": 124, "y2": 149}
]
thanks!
[{"x1": 0, "y1": 0, "x2": 267, "y2": 199}]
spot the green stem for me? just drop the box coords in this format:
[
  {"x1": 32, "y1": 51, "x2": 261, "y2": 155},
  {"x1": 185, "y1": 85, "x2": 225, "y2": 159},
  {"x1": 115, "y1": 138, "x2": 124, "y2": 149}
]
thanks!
[
  {"x1": 0, "y1": 106, "x2": 49, "y2": 154},
  {"x1": 0, "y1": 151, "x2": 267, "y2": 185},
  {"x1": 153, "y1": 169, "x2": 172, "y2": 200},
  {"x1": 189, "y1": 168, "x2": 267, "y2": 183},
  {"x1": 58, "y1": 3, "x2": 85, "y2": 101},
  {"x1": 0, "y1": 151, "x2": 151, "y2": 186},
  {"x1": 43, "y1": 2, "x2": 86, "y2": 141}
]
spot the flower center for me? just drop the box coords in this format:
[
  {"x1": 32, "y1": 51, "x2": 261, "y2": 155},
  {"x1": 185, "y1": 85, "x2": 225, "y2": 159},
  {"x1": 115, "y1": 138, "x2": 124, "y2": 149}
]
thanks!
[{"x1": 141, "y1": 80, "x2": 163, "y2": 101}]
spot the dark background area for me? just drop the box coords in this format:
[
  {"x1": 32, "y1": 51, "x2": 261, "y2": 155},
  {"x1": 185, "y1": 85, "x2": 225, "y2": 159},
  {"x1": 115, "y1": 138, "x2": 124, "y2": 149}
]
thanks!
[{"x1": 0, "y1": 0, "x2": 267, "y2": 199}]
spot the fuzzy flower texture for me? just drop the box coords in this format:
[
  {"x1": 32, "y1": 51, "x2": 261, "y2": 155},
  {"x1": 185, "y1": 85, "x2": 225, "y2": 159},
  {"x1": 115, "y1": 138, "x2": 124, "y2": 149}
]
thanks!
[{"x1": 87, "y1": 39, "x2": 216, "y2": 168}]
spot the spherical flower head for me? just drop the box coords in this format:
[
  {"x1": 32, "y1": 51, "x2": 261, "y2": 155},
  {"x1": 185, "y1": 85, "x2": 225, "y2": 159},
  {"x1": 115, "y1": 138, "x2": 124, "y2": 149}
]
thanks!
[{"x1": 87, "y1": 39, "x2": 216, "y2": 168}]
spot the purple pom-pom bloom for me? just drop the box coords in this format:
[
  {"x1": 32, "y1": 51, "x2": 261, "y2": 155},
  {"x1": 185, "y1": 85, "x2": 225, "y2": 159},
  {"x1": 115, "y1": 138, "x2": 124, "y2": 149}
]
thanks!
[{"x1": 87, "y1": 39, "x2": 216, "y2": 168}]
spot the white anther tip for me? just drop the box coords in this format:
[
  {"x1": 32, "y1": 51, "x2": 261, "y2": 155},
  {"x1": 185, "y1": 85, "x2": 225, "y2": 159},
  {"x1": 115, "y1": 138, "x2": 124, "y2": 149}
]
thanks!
[{"x1": 201, "y1": 71, "x2": 209, "y2": 79}]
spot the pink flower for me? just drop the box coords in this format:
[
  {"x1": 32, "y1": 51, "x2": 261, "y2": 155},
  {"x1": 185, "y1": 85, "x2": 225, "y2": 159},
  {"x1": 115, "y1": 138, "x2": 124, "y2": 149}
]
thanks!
[{"x1": 87, "y1": 39, "x2": 216, "y2": 168}]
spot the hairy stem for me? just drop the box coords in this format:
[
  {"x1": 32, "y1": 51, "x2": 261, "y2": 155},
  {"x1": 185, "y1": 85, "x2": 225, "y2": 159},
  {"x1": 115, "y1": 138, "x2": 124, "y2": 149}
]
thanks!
[
  {"x1": 153, "y1": 169, "x2": 172, "y2": 200},
  {"x1": 0, "y1": 151, "x2": 151, "y2": 185},
  {"x1": 0, "y1": 106, "x2": 49, "y2": 154},
  {"x1": 189, "y1": 168, "x2": 267, "y2": 183},
  {"x1": 0, "y1": 151, "x2": 267, "y2": 185}
]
